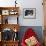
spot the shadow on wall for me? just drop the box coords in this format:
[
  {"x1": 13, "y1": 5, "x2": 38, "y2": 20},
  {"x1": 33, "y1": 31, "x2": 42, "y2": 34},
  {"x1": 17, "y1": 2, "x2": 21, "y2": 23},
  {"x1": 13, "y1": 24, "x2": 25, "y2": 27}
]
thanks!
[{"x1": 18, "y1": 26, "x2": 44, "y2": 44}]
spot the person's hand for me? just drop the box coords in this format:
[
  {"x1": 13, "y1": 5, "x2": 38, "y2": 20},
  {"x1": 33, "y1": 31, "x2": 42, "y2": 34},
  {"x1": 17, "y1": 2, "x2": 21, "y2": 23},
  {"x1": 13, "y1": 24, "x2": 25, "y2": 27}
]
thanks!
[
  {"x1": 25, "y1": 38, "x2": 31, "y2": 46},
  {"x1": 25, "y1": 36, "x2": 38, "y2": 46}
]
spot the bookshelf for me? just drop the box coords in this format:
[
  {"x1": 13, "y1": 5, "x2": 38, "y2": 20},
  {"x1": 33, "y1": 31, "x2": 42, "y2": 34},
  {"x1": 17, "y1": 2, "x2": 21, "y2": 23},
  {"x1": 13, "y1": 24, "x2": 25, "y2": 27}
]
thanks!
[{"x1": 0, "y1": 7, "x2": 20, "y2": 46}]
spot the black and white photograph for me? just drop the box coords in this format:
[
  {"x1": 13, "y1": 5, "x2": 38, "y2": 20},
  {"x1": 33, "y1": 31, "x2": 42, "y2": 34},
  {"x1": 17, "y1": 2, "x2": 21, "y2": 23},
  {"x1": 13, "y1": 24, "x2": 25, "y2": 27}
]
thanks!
[{"x1": 23, "y1": 8, "x2": 36, "y2": 19}]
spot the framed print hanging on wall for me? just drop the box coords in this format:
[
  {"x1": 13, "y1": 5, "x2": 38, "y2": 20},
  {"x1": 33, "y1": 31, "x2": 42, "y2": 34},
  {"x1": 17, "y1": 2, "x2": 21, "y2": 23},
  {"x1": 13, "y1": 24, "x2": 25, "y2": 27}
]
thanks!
[{"x1": 23, "y1": 8, "x2": 36, "y2": 19}]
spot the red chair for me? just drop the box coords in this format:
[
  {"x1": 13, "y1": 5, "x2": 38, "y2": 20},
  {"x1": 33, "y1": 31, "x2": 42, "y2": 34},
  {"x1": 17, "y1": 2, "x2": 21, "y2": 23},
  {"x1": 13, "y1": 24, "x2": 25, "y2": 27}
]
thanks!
[{"x1": 21, "y1": 28, "x2": 41, "y2": 46}]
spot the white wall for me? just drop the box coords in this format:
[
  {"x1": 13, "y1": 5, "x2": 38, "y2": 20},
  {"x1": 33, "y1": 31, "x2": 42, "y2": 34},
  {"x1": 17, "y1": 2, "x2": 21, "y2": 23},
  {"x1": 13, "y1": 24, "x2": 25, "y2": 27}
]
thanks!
[
  {"x1": 0, "y1": 0, "x2": 44, "y2": 26},
  {"x1": 0, "y1": 0, "x2": 15, "y2": 7},
  {"x1": 17, "y1": 0, "x2": 44, "y2": 26}
]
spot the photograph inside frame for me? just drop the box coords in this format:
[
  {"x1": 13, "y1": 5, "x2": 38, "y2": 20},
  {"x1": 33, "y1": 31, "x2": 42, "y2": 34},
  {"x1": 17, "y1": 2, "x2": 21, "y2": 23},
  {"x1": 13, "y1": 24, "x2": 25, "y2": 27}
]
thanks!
[{"x1": 23, "y1": 8, "x2": 36, "y2": 19}]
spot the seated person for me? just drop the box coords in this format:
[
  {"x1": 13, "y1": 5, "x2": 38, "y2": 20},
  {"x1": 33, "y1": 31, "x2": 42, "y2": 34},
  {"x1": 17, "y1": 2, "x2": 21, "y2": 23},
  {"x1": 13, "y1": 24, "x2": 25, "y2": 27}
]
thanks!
[{"x1": 21, "y1": 28, "x2": 41, "y2": 46}]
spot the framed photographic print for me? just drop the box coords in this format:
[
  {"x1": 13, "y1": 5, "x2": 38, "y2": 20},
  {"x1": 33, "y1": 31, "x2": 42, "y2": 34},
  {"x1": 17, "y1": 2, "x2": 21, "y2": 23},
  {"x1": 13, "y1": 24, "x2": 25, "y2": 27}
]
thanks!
[
  {"x1": 2, "y1": 10, "x2": 9, "y2": 15},
  {"x1": 23, "y1": 8, "x2": 36, "y2": 19}
]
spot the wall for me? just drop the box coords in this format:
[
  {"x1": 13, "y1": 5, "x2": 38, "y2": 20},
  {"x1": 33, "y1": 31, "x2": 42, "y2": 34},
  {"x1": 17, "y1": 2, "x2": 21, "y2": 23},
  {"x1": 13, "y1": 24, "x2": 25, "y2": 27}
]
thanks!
[
  {"x1": 17, "y1": 0, "x2": 44, "y2": 26},
  {"x1": 0, "y1": 0, "x2": 15, "y2": 7},
  {"x1": 0, "y1": 0, "x2": 44, "y2": 26}
]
